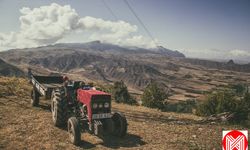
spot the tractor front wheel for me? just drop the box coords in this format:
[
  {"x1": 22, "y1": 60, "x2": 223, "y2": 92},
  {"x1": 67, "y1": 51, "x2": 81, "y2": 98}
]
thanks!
[
  {"x1": 111, "y1": 112, "x2": 127, "y2": 137},
  {"x1": 68, "y1": 117, "x2": 81, "y2": 145},
  {"x1": 31, "y1": 88, "x2": 39, "y2": 107},
  {"x1": 51, "y1": 90, "x2": 67, "y2": 127}
]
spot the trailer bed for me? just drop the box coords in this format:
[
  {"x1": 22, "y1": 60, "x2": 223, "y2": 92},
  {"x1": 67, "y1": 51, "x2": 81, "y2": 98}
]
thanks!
[
  {"x1": 42, "y1": 83, "x2": 63, "y2": 89},
  {"x1": 31, "y1": 75, "x2": 64, "y2": 99}
]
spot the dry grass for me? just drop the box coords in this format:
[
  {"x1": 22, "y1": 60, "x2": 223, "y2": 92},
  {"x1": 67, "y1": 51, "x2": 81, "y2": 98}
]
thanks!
[
  {"x1": 0, "y1": 76, "x2": 31, "y2": 98},
  {"x1": 0, "y1": 77, "x2": 247, "y2": 150}
]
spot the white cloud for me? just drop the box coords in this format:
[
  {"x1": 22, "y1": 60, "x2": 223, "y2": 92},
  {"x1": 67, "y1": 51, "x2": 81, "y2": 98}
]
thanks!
[
  {"x1": 182, "y1": 48, "x2": 250, "y2": 63},
  {"x1": 122, "y1": 35, "x2": 157, "y2": 48},
  {"x1": 0, "y1": 3, "x2": 156, "y2": 50},
  {"x1": 228, "y1": 49, "x2": 250, "y2": 57}
]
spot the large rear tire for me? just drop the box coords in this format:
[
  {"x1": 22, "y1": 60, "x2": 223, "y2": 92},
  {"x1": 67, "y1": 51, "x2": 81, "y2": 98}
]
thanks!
[
  {"x1": 111, "y1": 112, "x2": 127, "y2": 137},
  {"x1": 51, "y1": 89, "x2": 68, "y2": 127},
  {"x1": 31, "y1": 88, "x2": 39, "y2": 107},
  {"x1": 68, "y1": 117, "x2": 81, "y2": 145}
]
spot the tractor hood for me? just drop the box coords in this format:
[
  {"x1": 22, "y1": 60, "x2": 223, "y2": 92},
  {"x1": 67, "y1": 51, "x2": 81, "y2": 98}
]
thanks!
[
  {"x1": 77, "y1": 89, "x2": 111, "y2": 122},
  {"x1": 77, "y1": 89, "x2": 111, "y2": 104}
]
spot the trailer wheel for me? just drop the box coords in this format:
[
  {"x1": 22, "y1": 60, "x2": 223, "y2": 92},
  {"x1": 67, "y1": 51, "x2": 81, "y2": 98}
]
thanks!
[
  {"x1": 31, "y1": 88, "x2": 39, "y2": 106},
  {"x1": 51, "y1": 90, "x2": 67, "y2": 127},
  {"x1": 68, "y1": 117, "x2": 81, "y2": 145},
  {"x1": 111, "y1": 112, "x2": 127, "y2": 137}
]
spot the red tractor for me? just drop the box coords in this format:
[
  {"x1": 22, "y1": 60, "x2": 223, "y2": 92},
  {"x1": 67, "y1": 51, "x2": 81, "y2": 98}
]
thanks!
[
  {"x1": 30, "y1": 75, "x2": 127, "y2": 145},
  {"x1": 50, "y1": 81, "x2": 128, "y2": 145}
]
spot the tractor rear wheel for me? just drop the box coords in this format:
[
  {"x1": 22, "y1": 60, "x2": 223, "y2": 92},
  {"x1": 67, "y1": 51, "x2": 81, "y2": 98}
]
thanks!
[
  {"x1": 31, "y1": 88, "x2": 39, "y2": 107},
  {"x1": 68, "y1": 117, "x2": 81, "y2": 145},
  {"x1": 111, "y1": 112, "x2": 127, "y2": 137},
  {"x1": 51, "y1": 89, "x2": 68, "y2": 127}
]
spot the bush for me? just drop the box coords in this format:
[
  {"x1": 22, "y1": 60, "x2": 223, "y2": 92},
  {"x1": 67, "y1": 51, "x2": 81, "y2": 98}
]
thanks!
[
  {"x1": 234, "y1": 93, "x2": 250, "y2": 124},
  {"x1": 196, "y1": 90, "x2": 237, "y2": 116},
  {"x1": 176, "y1": 99, "x2": 197, "y2": 113},
  {"x1": 112, "y1": 81, "x2": 136, "y2": 105},
  {"x1": 230, "y1": 83, "x2": 247, "y2": 95},
  {"x1": 141, "y1": 82, "x2": 167, "y2": 109},
  {"x1": 164, "y1": 99, "x2": 197, "y2": 113},
  {"x1": 197, "y1": 87, "x2": 250, "y2": 125}
]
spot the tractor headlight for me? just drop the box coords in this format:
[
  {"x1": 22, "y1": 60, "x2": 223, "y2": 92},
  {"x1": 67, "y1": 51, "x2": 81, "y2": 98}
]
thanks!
[
  {"x1": 93, "y1": 103, "x2": 98, "y2": 109},
  {"x1": 99, "y1": 103, "x2": 103, "y2": 108},
  {"x1": 104, "y1": 102, "x2": 109, "y2": 108}
]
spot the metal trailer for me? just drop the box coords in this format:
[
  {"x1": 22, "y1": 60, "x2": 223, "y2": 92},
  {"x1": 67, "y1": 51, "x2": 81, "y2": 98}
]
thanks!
[{"x1": 30, "y1": 75, "x2": 64, "y2": 106}]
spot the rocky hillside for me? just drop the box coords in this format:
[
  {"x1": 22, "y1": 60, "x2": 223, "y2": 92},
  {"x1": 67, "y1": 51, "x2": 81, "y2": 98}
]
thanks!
[
  {"x1": 0, "y1": 58, "x2": 25, "y2": 77},
  {"x1": 183, "y1": 58, "x2": 250, "y2": 73},
  {"x1": 0, "y1": 42, "x2": 182, "y2": 89},
  {"x1": 0, "y1": 42, "x2": 250, "y2": 102}
]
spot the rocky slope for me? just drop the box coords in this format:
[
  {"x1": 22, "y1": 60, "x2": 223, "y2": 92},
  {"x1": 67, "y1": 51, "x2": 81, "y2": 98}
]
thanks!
[
  {"x1": 0, "y1": 42, "x2": 250, "y2": 102},
  {"x1": 0, "y1": 42, "x2": 183, "y2": 89},
  {"x1": 0, "y1": 58, "x2": 25, "y2": 77},
  {"x1": 183, "y1": 58, "x2": 250, "y2": 73}
]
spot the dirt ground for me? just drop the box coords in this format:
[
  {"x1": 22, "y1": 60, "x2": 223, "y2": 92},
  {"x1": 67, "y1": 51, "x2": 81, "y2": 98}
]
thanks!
[{"x1": 0, "y1": 77, "x2": 247, "y2": 150}]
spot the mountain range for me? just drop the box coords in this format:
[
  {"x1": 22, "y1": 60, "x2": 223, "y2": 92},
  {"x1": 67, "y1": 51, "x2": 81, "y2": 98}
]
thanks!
[
  {"x1": 0, "y1": 41, "x2": 249, "y2": 101},
  {"x1": 0, "y1": 41, "x2": 183, "y2": 88}
]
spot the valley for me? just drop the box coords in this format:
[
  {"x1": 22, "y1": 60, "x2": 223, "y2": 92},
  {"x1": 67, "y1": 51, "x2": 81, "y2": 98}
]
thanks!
[{"x1": 1, "y1": 42, "x2": 249, "y2": 103}]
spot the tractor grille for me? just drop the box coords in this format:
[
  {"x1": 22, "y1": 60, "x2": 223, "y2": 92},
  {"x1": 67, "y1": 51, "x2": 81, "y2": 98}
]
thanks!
[
  {"x1": 91, "y1": 95, "x2": 111, "y2": 114},
  {"x1": 92, "y1": 106, "x2": 110, "y2": 114}
]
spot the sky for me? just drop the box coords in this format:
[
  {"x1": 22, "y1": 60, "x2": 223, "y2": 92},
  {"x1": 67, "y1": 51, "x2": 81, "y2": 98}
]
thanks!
[{"x1": 0, "y1": 0, "x2": 250, "y2": 62}]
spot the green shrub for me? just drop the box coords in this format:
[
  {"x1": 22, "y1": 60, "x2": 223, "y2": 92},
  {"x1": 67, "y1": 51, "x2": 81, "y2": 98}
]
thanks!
[
  {"x1": 141, "y1": 82, "x2": 167, "y2": 109},
  {"x1": 163, "y1": 99, "x2": 197, "y2": 113},
  {"x1": 197, "y1": 87, "x2": 250, "y2": 125},
  {"x1": 230, "y1": 83, "x2": 247, "y2": 95},
  {"x1": 233, "y1": 93, "x2": 250, "y2": 124},
  {"x1": 112, "y1": 81, "x2": 136, "y2": 105},
  {"x1": 196, "y1": 90, "x2": 237, "y2": 116},
  {"x1": 177, "y1": 99, "x2": 197, "y2": 113}
]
